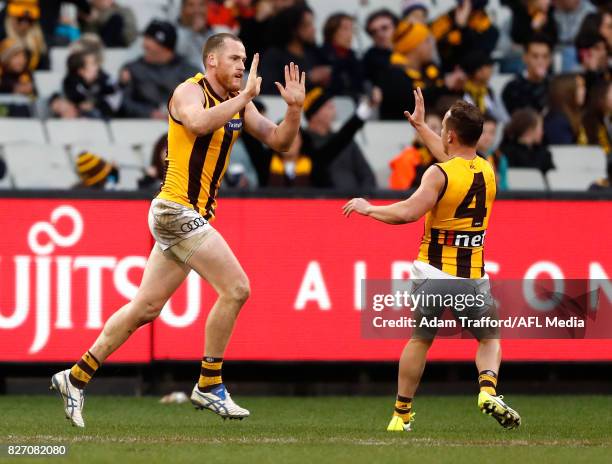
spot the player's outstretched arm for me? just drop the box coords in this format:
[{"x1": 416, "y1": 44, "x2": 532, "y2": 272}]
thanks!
[
  {"x1": 404, "y1": 87, "x2": 449, "y2": 162},
  {"x1": 172, "y1": 54, "x2": 263, "y2": 136},
  {"x1": 244, "y1": 62, "x2": 305, "y2": 152},
  {"x1": 342, "y1": 166, "x2": 445, "y2": 224}
]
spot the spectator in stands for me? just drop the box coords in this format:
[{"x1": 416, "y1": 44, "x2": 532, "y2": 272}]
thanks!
[
  {"x1": 2, "y1": 0, "x2": 49, "y2": 70},
  {"x1": 242, "y1": 89, "x2": 379, "y2": 188},
  {"x1": 73, "y1": 151, "x2": 119, "y2": 189},
  {"x1": 577, "y1": 10, "x2": 612, "y2": 51},
  {"x1": 554, "y1": 0, "x2": 596, "y2": 70},
  {"x1": 477, "y1": 112, "x2": 509, "y2": 190},
  {"x1": 239, "y1": 0, "x2": 302, "y2": 66},
  {"x1": 63, "y1": 49, "x2": 117, "y2": 119},
  {"x1": 175, "y1": 0, "x2": 214, "y2": 70},
  {"x1": 362, "y1": 9, "x2": 398, "y2": 88},
  {"x1": 0, "y1": 38, "x2": 35, "y2": 96},
  {"x1": 138, "y1": 133, "x2": 167, "y2": 190},
  {"x1": 82, "y1": 0, "x2": 137, "y2": 48},
  {"x1": 581, "y1": 80, "x2": 612, "y2": 154},
  {"x1": 544, "y1": 73, "x2": 586, "y2": 143},
  {"x1": 389, "y1": 113, "x2": 441, "y2": 189},
  {"x1": 430, "y1": 0, "x2": 499, "y2": 73},
  {"x1": 305, "y1": 87, "x2": 377, "y2": 190},
  {"x1": 575, "y1": 31, "x2": 610, "y2": 97},
  {"x1": 48, "y1": 92, "x2": 79, "y2": 118},
  {"x1": 320, "y1": 13, "x2": 363, "y2": 99},
  {"x1": 461, "y1": 50, "x2": 506, "y2": 121},
  {"x1": 119, "y1": 20, "x2": 198, "y2": 119},
  {"x1": 0, "y1": 37, "x2": 34, "y2": 116},
  {"x1": 69, "y1": 33, "x2": 104, "y2": 65},
  {"x1": 37, "y1": 0, "x2": 90, "y2": 46},
  {"x1": 502, "y1": 34, "x2": 553, "y2": 115},
  {"x1": 54, "y1": 4, "x2": 81, "y2": 46},
  {"x1": 259, "y1": 4, "x2": 330, "y2": 94},
  {"x1": 500, "y1": 107, "x2": 555, "y2": 173},
  {"x1": 379, "y1": 21, "x2": 449, "y2": 120},
  {"x1": 402, "y1": 0, "x2": 429, "y2": 23},
  {"x1": 504, "y1": 0, "x2": 558, "y2": 46}
]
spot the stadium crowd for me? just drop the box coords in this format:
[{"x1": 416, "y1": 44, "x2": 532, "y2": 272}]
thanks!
[{"x1": 0, "y1": 0, "x2": 611, "y2": 191}]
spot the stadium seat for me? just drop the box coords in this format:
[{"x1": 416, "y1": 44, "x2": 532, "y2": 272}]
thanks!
[
  {"x1": 34, "y1": 71, "x2": 64, "y2": 101},
  {"x1": 46, "y1": 119, "x2": 111, "y2": 146},
  {"x1": 256, "y1": 96, "x2": 287, "y2": 123},
  {"x1": 358, "y1": 122, "x2": 414, "y2": 187},
  {"x1": 104, "y1": 48, "x2": 137, "y2": 77},
  {"x1": 507, "y1": 168, "x2": 548, "y2": 190},
  {"x1": 129, "y1": 0, "x2": 170, "y2": 31},
  {"x1": 334, "y1": 96, "x2": 355, "y2": 124},
  {"x1": 109, "y1": 119, "x2": 167, "y2": 147},
  {"x1": 3, "y1": 143, "x2": 77, "y2": 189},
  {"x1": 490, "y1": 74, "x2": 514, "y2": 104},
  {"x1": 50, "y1": 47, "x2": 70, "y2": 73},
  {"x1": 0, "y1": 118, "x2": 47, "y2": 144},
  {"x1": 66, "y1": 143, "x2": 146, "y2": 190},
  {"x1": 547, "y1": 145, "x2": 607, "y2": 191},
  {"x1": 550, "y1": 145, "x2": 607, "y2": 173}
]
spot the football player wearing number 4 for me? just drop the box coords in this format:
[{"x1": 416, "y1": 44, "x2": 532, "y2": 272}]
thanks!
[{"x1": 343, "y1": 88, "x2": 521, "y2": 432}]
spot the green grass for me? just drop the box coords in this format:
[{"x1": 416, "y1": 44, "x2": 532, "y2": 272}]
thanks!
[{"x1": 1, "y1": 395, "x2": 611, "y2": 463}]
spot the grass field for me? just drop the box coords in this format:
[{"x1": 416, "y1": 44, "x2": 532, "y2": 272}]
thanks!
[{"x1": 1, "y1": 395, "x2": 611, "y2": 463}]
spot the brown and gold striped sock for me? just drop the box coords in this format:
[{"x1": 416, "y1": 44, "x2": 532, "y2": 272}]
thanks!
[
  {"x1": 69, "y1": 351, "x2": 101, "y2": 389},
  {"x1": 198, "y1": 357, "x2": 223, "y2": 392},
  {"x1": 478, "y1": 370, "x2": 498, "y2": 396},
  {"x1": 393, "y1": 395, "x2": 413, "y2": 423}
]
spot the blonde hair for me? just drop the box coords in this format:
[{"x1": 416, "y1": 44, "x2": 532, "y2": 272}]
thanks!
[{"x1": 5, "y1": 15, "x2": 46, "y2": 70}]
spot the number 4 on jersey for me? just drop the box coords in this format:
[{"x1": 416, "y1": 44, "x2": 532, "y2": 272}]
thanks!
[{"x1": 454, "y1": 172, "x2": 487, "y2": 227}]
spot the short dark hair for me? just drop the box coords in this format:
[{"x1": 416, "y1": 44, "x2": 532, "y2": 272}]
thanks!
[
  {"x1": 524, "y1": 33, "x2": 553, "y2": 53},
  {"x1": 446, "y1": 101, "x2": 484, "y2": 146},
  {"x1": 323, "y1": 12, "x2": 353, "y2": 44},
  {"x1": 365, "y1": 8, "x2": 398, "y2": 35},
  {"x1": 66, "y1": 50, "x2": 94, "y2": 74},
  {"x1": 202, "y1": 33, "x2": 242, "y2": 64}
]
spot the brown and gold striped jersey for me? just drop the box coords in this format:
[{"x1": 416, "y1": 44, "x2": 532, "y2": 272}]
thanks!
[
  {"x1": 417, "y1": 155, "x2": 496, "y2": 278},
  {"x1": 157, "y1": 73, "x2": 243, "y2": 220}
]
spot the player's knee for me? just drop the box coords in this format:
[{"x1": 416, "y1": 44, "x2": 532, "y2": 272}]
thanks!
[
  {"x1": 225, "y1": 279, "x2": 250, "y2": 307},
  {"x1": 136, "y1": 299, "x2": 165, "y2": 323}
]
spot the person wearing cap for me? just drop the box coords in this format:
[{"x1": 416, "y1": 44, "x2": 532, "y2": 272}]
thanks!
[
  {"x1": 461, "y1": 50, "x2": 506, "y2": 122},
  {"x1": 119, "y1": 20, "x2": 199, "y2": 118},
  {"x1": 430, "y1": 0, "x2": 499, "y2": 73},
  {"x1": 73, "y1": 151, "x2": 119, "y2": 189},
  {"x1": 362, "y1": 9, "x2": 398, "y2": 87},
  {"x1": 242, "y1": 86, "x2": 378, "y2": 188},
  {"x1": 82, "y1": 0, "x2": 137, "y2": 47},
  {"x1": 378, "y1": 20, "x2": 446, "y2": 120},
  {"x1": 305, "y1": 87, "x2": 377, "y2": 190},
  {"x1": 2, "y1": 0, "x2": 49, "y2": 70}
]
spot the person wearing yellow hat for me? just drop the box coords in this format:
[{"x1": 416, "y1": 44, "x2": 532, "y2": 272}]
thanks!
[
  {"x1": 379, "y1": 20, "x2": 446, "y2": 120},
  {"x1": 74, "y1": 151, "x2": 119, "y2": 189},
  {"x1": 3, "y1": 0, "x2": 48, "y2": 70}
]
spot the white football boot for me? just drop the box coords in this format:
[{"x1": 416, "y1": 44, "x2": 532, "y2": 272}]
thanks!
[
  {"x1": 50, "y1": 369, "x2": 86, "y2": 428},
  {"x1": 190, "y1": 384, "x2": 250, "y2": 420}
]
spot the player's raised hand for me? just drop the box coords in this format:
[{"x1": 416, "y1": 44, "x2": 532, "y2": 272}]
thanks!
[
  {"x1": 244, "y1": 53, "x2": 262, "y2": 100},
  {"x1": 275, "y1": 62, "x2": 306, "y2": 108},
  {"x1": 404, "y1": 87, "x2": 426, "y2": 129},
  {"x1": 342, "y1": 198, "x2": 371, "y2": 217}
]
